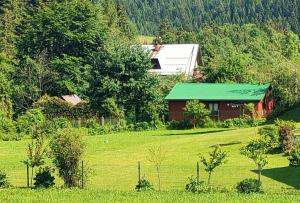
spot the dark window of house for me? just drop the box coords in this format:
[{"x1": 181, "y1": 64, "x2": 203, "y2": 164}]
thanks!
[
  {"x1": 209, "y1": 103, "x2": 219, "y2": 116},
  {"x1": 151, "y1": 58, "x2": 161, "y2": 69}
]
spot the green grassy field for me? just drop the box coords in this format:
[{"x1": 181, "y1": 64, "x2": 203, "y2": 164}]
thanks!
[{"x1": 0, "y1": 115, "x2": 300, "y2": 202}]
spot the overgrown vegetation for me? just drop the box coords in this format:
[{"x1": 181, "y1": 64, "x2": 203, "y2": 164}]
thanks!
[
  {"x1": 236, "y1": 178, "x2": 262, "y2": 194},
  {"x1": 50, "y1": 128, "x2": 86, "y2": 187}
]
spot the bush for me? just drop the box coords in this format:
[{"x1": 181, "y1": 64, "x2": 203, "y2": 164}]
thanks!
[
  {"x1": 50, "y1": 128, "x2": 86, "y2": 187},
  {"x1": 288, "y1": 147, "x2": 300, "y2": 167},
  {"x1": 236, "y1": 178, "x2": 262, "y2": 194},
  {"x1": 0, "y1": 132, "x2": 22, "y2": 141},
  {"x1": 184, "y1": 101, "x2": 210, "y2": 128},
  {"x1": 135, "y1": 177, "x2": 153, "y2": 191},
  {"x1": 0, "y1": 170, "x2": 9, "y2": 188},
  {"x1": 17, "y1": 108, "x2": 45, "y2": 137},
  {"x1": 85, "y1": 118, "x2": 102, "y2": 135},
  {"x1": 34, "y1": 167, "x2": 55, "y2": 188},
  {"x1": 168, "y1": 120, "x2": 193, "y2": 130},
  {"x1": 276, "y1": 119, "x2": 296, "y2": 153},
  {"x1": 51, "y1": 117, "x2": 72, "y2": 131},
  {"x1": 185, "y1": 176, "x2": 211, "y2": 193},
  {"x1": 222, "y1": 118, "x2": 249, "y2": 128},
  {"x1": 258, "y1": 126, "x2": 280, "y2": 150},
  {"x1": 134, "y1": 122, "x2": 150, "y2": 131}
]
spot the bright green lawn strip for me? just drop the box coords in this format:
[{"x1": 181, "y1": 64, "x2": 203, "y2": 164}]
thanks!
[{"x1": 0, "y1": 189, "x2": 300, "y2": 203}]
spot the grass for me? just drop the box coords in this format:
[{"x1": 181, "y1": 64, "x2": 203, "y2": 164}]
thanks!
[
  {"x1": 278, "y1": 106, "x2": 300, "y2": 122},
  {"x1": 137, "y1": 35, "x2": 155, "y2": 44},
  {"x1": 1, "y1": 189, "x2": 300, "y2": 203},
  {"x1": 1, "y1": 116, "x2": 300, "y2": 202},
  {"x1": 0, "y1": 127, "x2": 299, "y2": 192}
]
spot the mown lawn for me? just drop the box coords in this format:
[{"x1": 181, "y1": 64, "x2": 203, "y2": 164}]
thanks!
[
  {"x1": 0, "y1": 126, "x2": 299, "y2": 193},
  {"x1": 1, "y1": 189, "x2": 300, "y2": 203}
]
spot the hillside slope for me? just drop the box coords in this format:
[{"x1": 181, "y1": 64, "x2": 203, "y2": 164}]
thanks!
[{"x1": 121, "y1": 0, "x2": 300, "y2": 35}]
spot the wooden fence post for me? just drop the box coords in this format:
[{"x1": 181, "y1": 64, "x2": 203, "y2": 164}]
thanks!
[
  {"x1": 138, "y1": 161, "x2": 141, "y2": 183},
  {"x1": 81, "y1": 160, "x2": 84, "y2": 189},
  {"x1": 101, "y1": 116, "x2": 105, "y2": 126},
  {"x1": 26, "y1": 160, "x2": 29, "y2": 188},
  {"x1": 197, "y1": 161, "x2": 200, "y2": 184}
]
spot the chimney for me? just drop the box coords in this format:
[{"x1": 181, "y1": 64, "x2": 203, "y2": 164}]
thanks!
[{"x1": 153, "y1": 43, "x2": 161, "y2": 52}]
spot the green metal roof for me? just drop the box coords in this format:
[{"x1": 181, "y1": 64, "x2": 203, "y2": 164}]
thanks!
[{"x1": 165, "y1": 83, "x2": 271, "y2": 101}]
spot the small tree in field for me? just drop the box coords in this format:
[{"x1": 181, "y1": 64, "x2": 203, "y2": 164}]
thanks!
[
  {"x1": 50, "y1": 128, "x2": 85, "y2": 187},
  {"x1": 241, "y1": 139, "x2": 268, "y2": 182},
  {"x1": 22, "y1": 134, "x2": 47, "y2": 187},
  {"x1": 184, "y1": 100, "x2": 210, "y2": 128},
  {"x1": 200, "y1": 146, "x2": 228, "y2": 185},
  {"x1": 147, "y1": 145, "x2": 167, "y2": 191}
]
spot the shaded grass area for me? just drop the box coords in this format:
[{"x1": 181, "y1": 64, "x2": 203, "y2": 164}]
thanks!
[
  {"x1": 278, "y1": 106, "x2": 300, "y2": 122},
  {"x1": 1, "y1": 189, "x2": 300, "y2": 203},
  {"x1": 262, "y1": 167, "x2": 300, "y2": 189}
]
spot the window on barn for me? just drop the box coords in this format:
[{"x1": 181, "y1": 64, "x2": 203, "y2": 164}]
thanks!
[
  {"x1": 209, "y1": 103, "x2": 219, "y2": 116},
  {"x1": 151, "y1": 58, "x2": 161, "y2": 69}
]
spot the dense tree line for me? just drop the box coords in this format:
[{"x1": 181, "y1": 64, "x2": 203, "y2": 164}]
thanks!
[
  {"x1": 0, "y1": 0, "x2": 299, "y2": 124},
  {"x1": 120, "y1": 0, "x2": 300, "y2": 35},
  {"x1": 0, "y1": 0, "x2": 160, "y2": 122}
]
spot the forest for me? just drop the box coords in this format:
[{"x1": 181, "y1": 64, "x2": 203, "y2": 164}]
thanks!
[
  {"x1": 121, "y1": 0, "x2": 300, "y2": 35},
  {"x1": 0, "y1": 0, "x2": 299, "y2": 125}
]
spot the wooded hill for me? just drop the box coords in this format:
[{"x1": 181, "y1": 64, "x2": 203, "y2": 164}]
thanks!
[{"x1": 121, "y1": 0, "x2": 300, "y2": 35}]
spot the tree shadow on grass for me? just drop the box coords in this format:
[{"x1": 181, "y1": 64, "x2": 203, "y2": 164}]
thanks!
[
  {"x1": 259, "y1": 167, "x2": 300, "y2": 189},
  {"x1": 157, "y1": 129, "x2": 231, "y2": 137}
]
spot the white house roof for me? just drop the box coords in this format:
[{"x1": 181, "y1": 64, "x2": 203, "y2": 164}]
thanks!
[{"x1": 142, "y1": 44, "x2": 199, "y2": 76}]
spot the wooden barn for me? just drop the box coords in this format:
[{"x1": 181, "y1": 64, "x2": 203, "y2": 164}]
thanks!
[{"x1": 165, "y1": 83, "x2": 274, "y2": 121}]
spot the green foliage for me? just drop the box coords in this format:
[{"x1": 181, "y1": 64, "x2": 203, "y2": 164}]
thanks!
[
  {"x1": 200, "y1": 146, "x2": 228, "y2": 185},
  {"x1": 221, "y1": 117, "x2": 265, "y2": 128},
  {"x1": 23, "y1": 134, "x2": 47, "y2": 187},
  {"x1": 258, "y1": 126, "x2": 280, "y2": 150},
  {"x1": 0, "y1": 170, "x2": 9, "y2": 188},
  {"x1": 0, "y1": 111, "x2": 16, "y2": 136},
  {"x1": 33, "y1": 95, "x2": 93, "y2": 120},
  {"x1": 34, "y1": 167, "x2": 55, "y2": 188},
  {"x1": 48, "y1": 117, "x2": 72, "y2": 133},
  {"x1": 14, "y1": 0, "x2": 108, "y2": 110},
  {"x1": 0, "y1": 52, "x2": 14, "y2": 117},
  {"x1": 16, "y1": 108, "x2": 45, "y2": 137},
  {"x1": 88, "y1": 37, "x2": 161, "y2": 122},
  {"x1": 288, "y1": 146, "x2": 300, "y2": 167},
  {"x1": 222, "y1": 118, "x2": 249, "y2": 128},
  {"x1": 135, "y1": 177, "x2": 153, "y2": 192},
  {"x1": 185, "y1": 177, "x2": 211, "y2": 194},
  {"x1": 85, "y1": 118, "x2": 103, "y2": 136},
  {"x1": 241, "y1": 139, "x2": 268, "y2": 182},
  {"x1": 184, "y1": 101, "x2": 211, "y2": 128},
  {"x1": 50, "y1": 128, "x2": 86, "y2": 187},
  {"x1": 167, "y1": 120, "x2": 193, "y2": 130},
  {"x1": 236, "y1": 178, "x2": 262, "y2": 194},
  {"x1": 120, "y1": 0, "x2": 300, "y2": 36}
]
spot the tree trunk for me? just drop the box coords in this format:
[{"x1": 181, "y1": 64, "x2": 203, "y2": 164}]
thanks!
[
  {"x1": 258, "y1": 165, "x2": 261, "y2": 183},
  {"x1": 156, "y1": 166, "x2": 161, "y2": 191},
  {"x1": 208, "y1": 171, "x2": 212, "y2": 186},
  {"x1": 31, "y1": 166, "x2": 34, "y2": 187}
]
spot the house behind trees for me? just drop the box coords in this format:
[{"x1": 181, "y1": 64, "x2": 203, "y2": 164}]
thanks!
[{"x1": 142, "y1": 44, "x2": 201, "y2": 77}]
